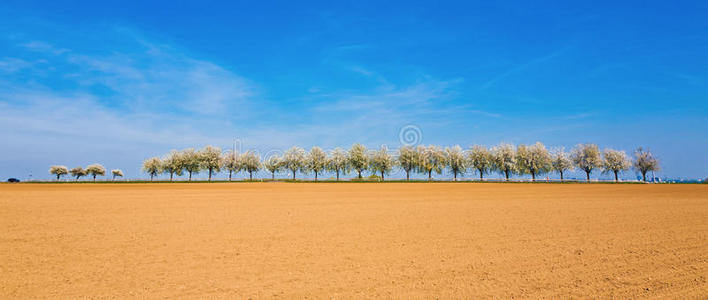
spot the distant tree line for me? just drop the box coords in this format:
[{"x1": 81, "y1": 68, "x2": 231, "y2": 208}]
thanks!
[
  {"x1": 49, "y1": 164, "x2": 123, "y2": 181},
  {"x1": 133, "y1": 143, "x2": 660, "y2": 182}
]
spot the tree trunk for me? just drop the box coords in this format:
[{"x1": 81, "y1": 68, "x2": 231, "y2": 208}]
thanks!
[
  {"x1": 586, "y1": 171, "x2": 590, "y2": 182},
  {"x1": 315, "y1": 171, "x2": 318, "y2": 181},
  {"x1": 531, "y1": 171, "x2": 536, "y2": 182},
  {"x1": 381, "y1": 171, "x2": 385, "y2": 181},
  {"x1": 358, "y1": 170, "x2": 362, "y2": 179},
  {"x1": 208, "y1": 169, "x2": 212, "y2": 182},
  {"x1": 614, "y1": 171, "x2": 619, "y2": 182},
  {"x1": 170, "y1": 172, "x2": 174, "y2": 182},
  {"x1": 642, "y1": 171, "x2": 647, "y2": 182},
  {"x1": 93, "y1": 175, "x2": 96, "y2": 182},
  {"x1": 151, "y1": 174, "x2": 154, "y2": 182},
  {"x1": 406, "y1": 170, "x2": 410, "y2": 181},
  {"x1": 189, "y1": 172, "x2": 192, "y2": 182},
  {"x1": 428, "y1": 170, "x2": 432, "y2": 181},
  {"x1": 454, "y1": 171, "x2": 457, "y2": 181},
  {"x1": 249, "y1": 172, "x2": 253, "y2": 180},
  {"x1": 336, "y1": 170, "x2": 340, "y2": 181},
  {"x1": 229, "y1": 170, "x2": 232, "y2": 182},
  {"x1": 505, "y1": 170, "x2": 510, "y2": 181},
  {"x1": 560, "y1": 171, "x2": 564, "y2": 182},
  {"x1": 56, "y1": 174, "x2": 60, "y2": 180},
  {"x1": 479, "y1": 169, "x2": 484, "y2": 181},
  {"x1": 292, "y1": 170, "x2": 296, "y2": 180},
  {"x1": 272, "y1": 172, "x2": 275, "y2": 180}
]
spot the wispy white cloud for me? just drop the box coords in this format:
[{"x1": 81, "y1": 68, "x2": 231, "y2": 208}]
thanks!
[
  {"x1": 349, "y1": 65, "x2": 390, "y2": 85},
  {"x1": 316, "y1": 80, "x2": 450, "y2": 112},
  {"x1": 21, "y1": 41, "x2": 69, "y2": 55},
  {"x1": 0, "y1": 89, "x2": 228, "y2": 148},
  {"x1": 673, "y1": 73, "x2": 705, "y2": 87},
  {"x1": 0, "y1": 57, "x2": 33, "y2": 73},
  {"x1": 561, "y1": 112, "x2": 596, "y2": 120},
  {"x1": 481, "y1": 47, "x2": 569, "y2": 89},
  {"x1": 58, "y1": 43, "x2": 255, "y2": 115},
  {"x1": 2, "y1": 27, "x2": 258, "y2": 116},
  {"x1": 315, "y1": 77, "x2": 500, "y2": 121}
]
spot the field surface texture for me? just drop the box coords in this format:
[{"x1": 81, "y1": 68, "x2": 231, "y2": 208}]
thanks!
[{"x1": 1, "y1": 183, "x2": 706, "y2": 298}]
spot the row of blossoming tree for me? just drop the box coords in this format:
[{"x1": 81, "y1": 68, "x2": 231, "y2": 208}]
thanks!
[
  {"x1": 49, "y1": 164, "x2": 124, "y2": 181},
  {"x1": 134, "y1": 143, "x2": 659, "y2": 182}
]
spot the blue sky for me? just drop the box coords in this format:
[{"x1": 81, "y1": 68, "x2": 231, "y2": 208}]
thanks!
[{"x1": 1, "y1": 1, "x2": 707, "y2": 180}]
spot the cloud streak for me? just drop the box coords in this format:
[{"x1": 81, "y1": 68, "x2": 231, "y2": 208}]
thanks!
[{"x1": 481, "y1": 47, "x2": 569, "y2": 90}]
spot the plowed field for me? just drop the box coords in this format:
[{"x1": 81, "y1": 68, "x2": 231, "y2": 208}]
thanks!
[{"x1": 1, "y1": 183, "x2": 706, "y2": 298}]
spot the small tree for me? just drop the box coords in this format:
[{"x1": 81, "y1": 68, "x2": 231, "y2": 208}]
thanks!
[
  {"x1": 491, "y1": 143, "x2": 516, "y2": 181},
  {"x1": 327, "y1": 148, "x2": 349, "y2": 181},
  {"x1": 550, "y1": 148, "x2": 573, "y2": 182},
  {"x1": 111, "y1": 169, "x2": 124, "y2": 181},
  {"x1": 181, "y1": 148, "x2": 201, "y2": 181},
  {"x1": 633, "y1": 147, "x2": 660, "y2": 182},
  {"x1": 445, "y1": 145, "x2": 466, "y2": 181},
  {"x1": 70, "y1": 167, "x2": 87, "y2": 181},
  {"x1": 199, "y1": 146, "x2": 222, "y2": 181},
  {"x1": 397, "y1": 146, "x2": 418, "y2": 181},
  {"x1": 49, "y1": 165, "x2": 69, "y2": 181},
  {"x1": 264, "y1": 155, "x2": 282, "y2": 180},
  {"x1": 602, "y1": 149, "x2": 631, "y2": 182},
  {"x1": 162, "y1": 150, "x2": 184, "y2": 182},
  {"x1": 516, "y1": 142, "x2": 552, "y2": 181},
  {"x1": 349, "y1": 143, "x2": 369, "y2": 179},
  {"x1": 468, "y1": 145, "x2": 492, "y2": 180},
  {"x1": 570, "y1": 143, "x2": 602, "y2": 182},
  {"x1": 369, "y1": 145, "x2": 394, "y2": 181},
  {"x1": 417, "y1": 145, "x2": 445, "y2": 180},
  {"x1": 241, "y1": 151, "x2": 261, "y2": 180},
  {"x1": 86, "y1": 164, "x2": 106, "y2": 182},
  {"x1": 283, "y1": 146, "x2": 306, "y2": 180},
  {"x1": 307, "y1": 146, "x2": 327, "y2": 181},
  {"x1": 142, "y1": 157, "x2": 161, "y2": 181},
  {"x1": 222, "y1": 150, "x2": 241, "y2": 181}
]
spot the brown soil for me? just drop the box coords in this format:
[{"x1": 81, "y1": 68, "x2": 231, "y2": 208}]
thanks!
[{"x1": 1, "y1": 183, "x2": 706, "y2": 298}]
